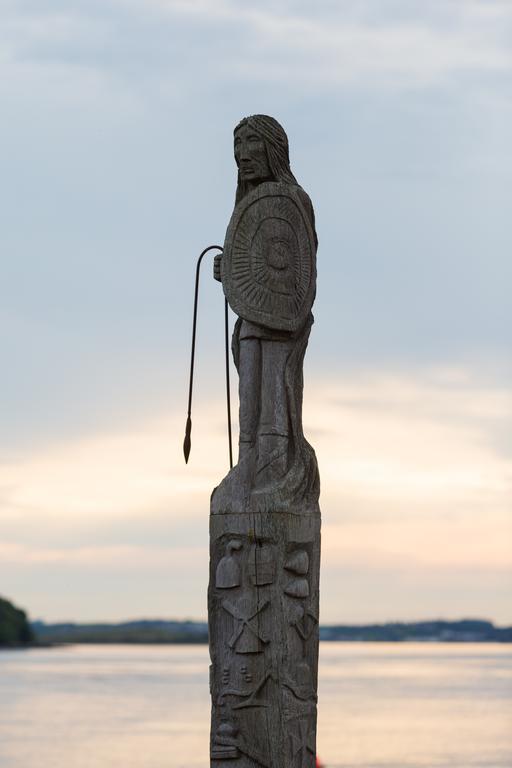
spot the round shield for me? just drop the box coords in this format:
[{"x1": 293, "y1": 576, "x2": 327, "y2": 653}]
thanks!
[{"x1": 222, "y1": 181, "x2": 316, "y2": 332}]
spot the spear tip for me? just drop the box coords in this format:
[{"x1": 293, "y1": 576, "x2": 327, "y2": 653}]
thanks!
[{"x1": 183, "y1": 416, "x2": 192, "y2": 463}]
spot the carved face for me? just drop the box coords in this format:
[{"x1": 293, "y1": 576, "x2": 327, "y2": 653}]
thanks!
[{"x1": 234, "y1": 124, "x2": 272, "y2": 184}]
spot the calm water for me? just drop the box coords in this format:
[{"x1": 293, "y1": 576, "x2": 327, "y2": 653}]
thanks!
[{"x1": 0, "y1": 643, "x2": 511, "y2": 768}]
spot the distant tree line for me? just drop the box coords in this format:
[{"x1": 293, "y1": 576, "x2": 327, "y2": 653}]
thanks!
[
  {"x1": 0, "y1": 596, "x2": 34, "y2": 645},
  {"x1": 320, "y1": 619, "x2": 512, "y2": 643},
  {"x1": 32, "y1": 617, "x2": 512, "y2": 644},
  {"x1": 32, "y1": 619, "x2": 209, "y2": 644}
]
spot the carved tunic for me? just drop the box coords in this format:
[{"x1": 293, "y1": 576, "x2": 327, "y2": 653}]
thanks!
[{"x1": 211, "y1": 181, "x2": 319, "y2": 515}]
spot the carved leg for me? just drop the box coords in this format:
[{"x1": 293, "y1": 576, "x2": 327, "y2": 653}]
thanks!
[
  {"x1": 256, "y1": 339, "x2": 290, "y2": 485},
  {"x1": 238, "y1": 338, "x2": 261, "y2": 462}
]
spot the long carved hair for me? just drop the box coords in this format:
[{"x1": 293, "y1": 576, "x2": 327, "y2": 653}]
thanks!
[{"x1": 234, "y1": 114, "x2": 299, "y2": 204}]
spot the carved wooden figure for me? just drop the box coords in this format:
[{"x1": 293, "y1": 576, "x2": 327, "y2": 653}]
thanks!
[{"x1": 209, "y1": 115, "x2": 320, "y2": 768}]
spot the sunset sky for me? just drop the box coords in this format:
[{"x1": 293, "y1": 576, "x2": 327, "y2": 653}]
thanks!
[{"x1": 1, "y1": 0, "x2": 511, "y2": 624}]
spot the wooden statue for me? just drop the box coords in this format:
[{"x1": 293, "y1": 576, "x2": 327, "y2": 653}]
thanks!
[{"x1": 208, "y1": 115, "x2": 320, "y2": 768}]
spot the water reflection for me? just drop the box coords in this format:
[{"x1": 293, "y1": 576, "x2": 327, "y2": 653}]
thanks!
[{"x1": 0, "y1": 643, "x2": 510, "y2": 767}]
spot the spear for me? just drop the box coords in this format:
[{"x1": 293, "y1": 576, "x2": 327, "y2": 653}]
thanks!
[{"x1": 183, "y1": 245, "x2": 233, "y2": 469}]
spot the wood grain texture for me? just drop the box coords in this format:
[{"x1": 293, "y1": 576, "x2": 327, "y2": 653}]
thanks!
[{"x1": 209, "y1": 507, "x2": 320, "y2": 767}]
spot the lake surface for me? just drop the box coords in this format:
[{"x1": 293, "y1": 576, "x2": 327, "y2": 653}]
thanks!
[{"x1": 1, "y1": 643, "x2": 511, "y2": 768}]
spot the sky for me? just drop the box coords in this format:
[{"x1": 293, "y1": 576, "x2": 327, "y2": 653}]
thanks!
[{"x1": 1, "y1": 0, "x2": 511, "y2": 624}]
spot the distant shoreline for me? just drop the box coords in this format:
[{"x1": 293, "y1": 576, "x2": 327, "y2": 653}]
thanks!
[
  {"x1": 2, "y1": 639, "x2": 512, "y2": 651},
  {"x1": 0, "y1": 641, "x2": 58, "y2": 651},
  {"x1": 22, "y1": 618, "x2": 511, "y2": 646}
]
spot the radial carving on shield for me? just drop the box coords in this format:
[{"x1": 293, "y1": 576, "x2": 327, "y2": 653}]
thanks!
[{"x1": 222, "y1": 181, "x2": 317, "y2": 332}]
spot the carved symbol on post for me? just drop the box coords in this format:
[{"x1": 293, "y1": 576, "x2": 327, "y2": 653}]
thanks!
[
  {"x1": 283, "y1": 662, "x2": 316, "y2": 702},
  {"x1": 216, "y1": 539, "x2": 243, "y2": 589},
  {"x1": 284, "y1": 578, "x2": 309, "y2": 598},
  {"x1": 211, "y1": 721, "x2": 239, "y2": 761},
  {"x1": 222, "y1": 597, "x2": 270, "y2": 653},
  {"x1": 220, "y1": 669, "x2": 275, "y2": 710},
  {"x1": 284, "y1": 550, "x2": 309, "y2": 575},
  {"x1": 291, "y1": 607, "x2": 318, "y2": 644},
  {"x1": 289, "y1": 718, "x2": 316, "y2": 768},
  {"x1": 248, "y1": 543, "x2": 275, "y2": 585}
]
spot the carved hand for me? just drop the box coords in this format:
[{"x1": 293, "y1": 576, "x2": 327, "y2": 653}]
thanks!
[{"x1": 213, "y1": 253, "x2": 222, "y2": 282}]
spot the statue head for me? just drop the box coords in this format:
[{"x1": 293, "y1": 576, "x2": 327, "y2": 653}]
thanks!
[{"x1": 234, "y1": 114, "x2": 298, "y2": 203}]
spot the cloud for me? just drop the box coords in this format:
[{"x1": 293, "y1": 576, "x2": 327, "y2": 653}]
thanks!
[
  {"x1": 1, "y1": 0, "x2": 510, "y2": 457},
  {"x1": 1, "y1": 1, "x2": 510, "y2": 623},
  {"x1": 0, "y1": 541, "x2": 206, "y2": 568},
  {"x1": 309, "y1": 368, "x2": 512, "y2": 514},
  {"x1": 1, "y1": 366, "x2": 510, "y2": 622},
  {"x1": 0, "y1": 404, "x2": 225, "y2": 522},
  {"x1": 2, "y1": 366, "x2": 510, "y2": 524},
  {"x1": 321, "y1": 517, "x2": 512, "y2": 571},
  {"x1": 1, "y1": 0, "x2": 511, "y2": 92}
]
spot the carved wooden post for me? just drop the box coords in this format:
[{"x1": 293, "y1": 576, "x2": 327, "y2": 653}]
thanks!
[{"x1": 208, "y1": 115, "x2": 320, "y2": 768}]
